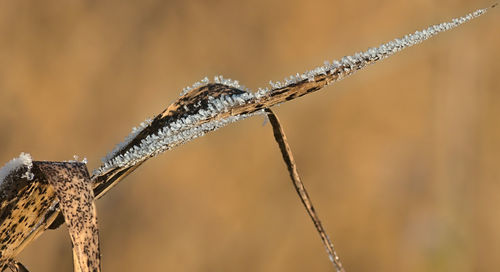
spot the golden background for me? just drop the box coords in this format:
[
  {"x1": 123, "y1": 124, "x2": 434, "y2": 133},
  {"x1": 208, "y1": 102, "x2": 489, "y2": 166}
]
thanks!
[{"x1": 0, "y1": 0, "x2": 499, "y2": 271}]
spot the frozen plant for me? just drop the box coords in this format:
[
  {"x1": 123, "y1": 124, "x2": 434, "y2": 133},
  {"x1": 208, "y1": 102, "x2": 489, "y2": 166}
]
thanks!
[{"x1": 0, "y1": 4, "x2": 495, "y2": 272}]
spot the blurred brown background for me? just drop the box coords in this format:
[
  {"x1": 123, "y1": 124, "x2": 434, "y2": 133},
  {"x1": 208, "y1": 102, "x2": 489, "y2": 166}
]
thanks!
[{"x1": 0, "y1": 0, "x2": 499, "y2": 271}]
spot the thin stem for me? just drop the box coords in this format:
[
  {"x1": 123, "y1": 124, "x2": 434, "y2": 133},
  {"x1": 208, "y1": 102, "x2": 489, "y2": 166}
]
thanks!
[{"x1": 265, "y1": 108, "x2": 345, "y2": 272}]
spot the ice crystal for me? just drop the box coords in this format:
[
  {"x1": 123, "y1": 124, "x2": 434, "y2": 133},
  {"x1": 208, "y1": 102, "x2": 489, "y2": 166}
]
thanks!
[
  {"x1": 103, "y1": 118, "x2": 153, "y2": 163},
  {"x1": 70, "y1": 155, "x2": 88, "y2": 164},
  {"x1": 214, "y1": 75, "x2": 240, "y2": 88},
  {"x1": 179, "y1": 77, "x2": 210, "y2": 96},
  {"x1": 0, "y1": 152, "x2": 33, "y2": 185},
  {"x1": 255, "y1": 87, "x2": 270, "y2": 99}
]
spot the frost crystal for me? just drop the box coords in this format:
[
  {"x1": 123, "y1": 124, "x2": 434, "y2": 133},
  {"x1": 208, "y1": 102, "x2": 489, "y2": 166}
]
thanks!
[
  {"x1": 70, "y1": 155, "x2": 88, "y2": 164},
  {"x1": 103, "y1": 118, "x2": 153, "y2": 163},
  {"x1": 214, "y1": 75, "x2": 240, "y2": 89},
  {"x1": 179, "y1": 77, "x2": 210, "y2": 96},
  {"x1": 0, "y1": 152, "x2": 33, "y2": 185},
  {"x1": 255, "y1": 87, "x2": 270, "y2": 99}
]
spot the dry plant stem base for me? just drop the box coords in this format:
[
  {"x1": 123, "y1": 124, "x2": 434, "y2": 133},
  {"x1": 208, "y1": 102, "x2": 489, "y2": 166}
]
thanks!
[{"x1": 266, "y1": 109, "x2": 345, "y2": 272}]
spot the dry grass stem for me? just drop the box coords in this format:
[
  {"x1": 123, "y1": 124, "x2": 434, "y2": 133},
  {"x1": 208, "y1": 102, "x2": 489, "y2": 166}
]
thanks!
[{"x1": 266, "y1": 109, "x2": 345, "y2": 272}]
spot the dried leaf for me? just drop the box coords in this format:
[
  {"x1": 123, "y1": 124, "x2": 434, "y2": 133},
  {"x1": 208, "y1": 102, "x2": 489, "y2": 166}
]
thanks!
[{"x1": 39, "y1": 162, "x2": 100, "y2": 272}]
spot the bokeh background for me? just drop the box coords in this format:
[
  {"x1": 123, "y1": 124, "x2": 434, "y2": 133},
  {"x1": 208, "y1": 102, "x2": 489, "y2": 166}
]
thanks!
[{"x1": 0, "y1": 0, "x2": 499, "y2": 271}]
